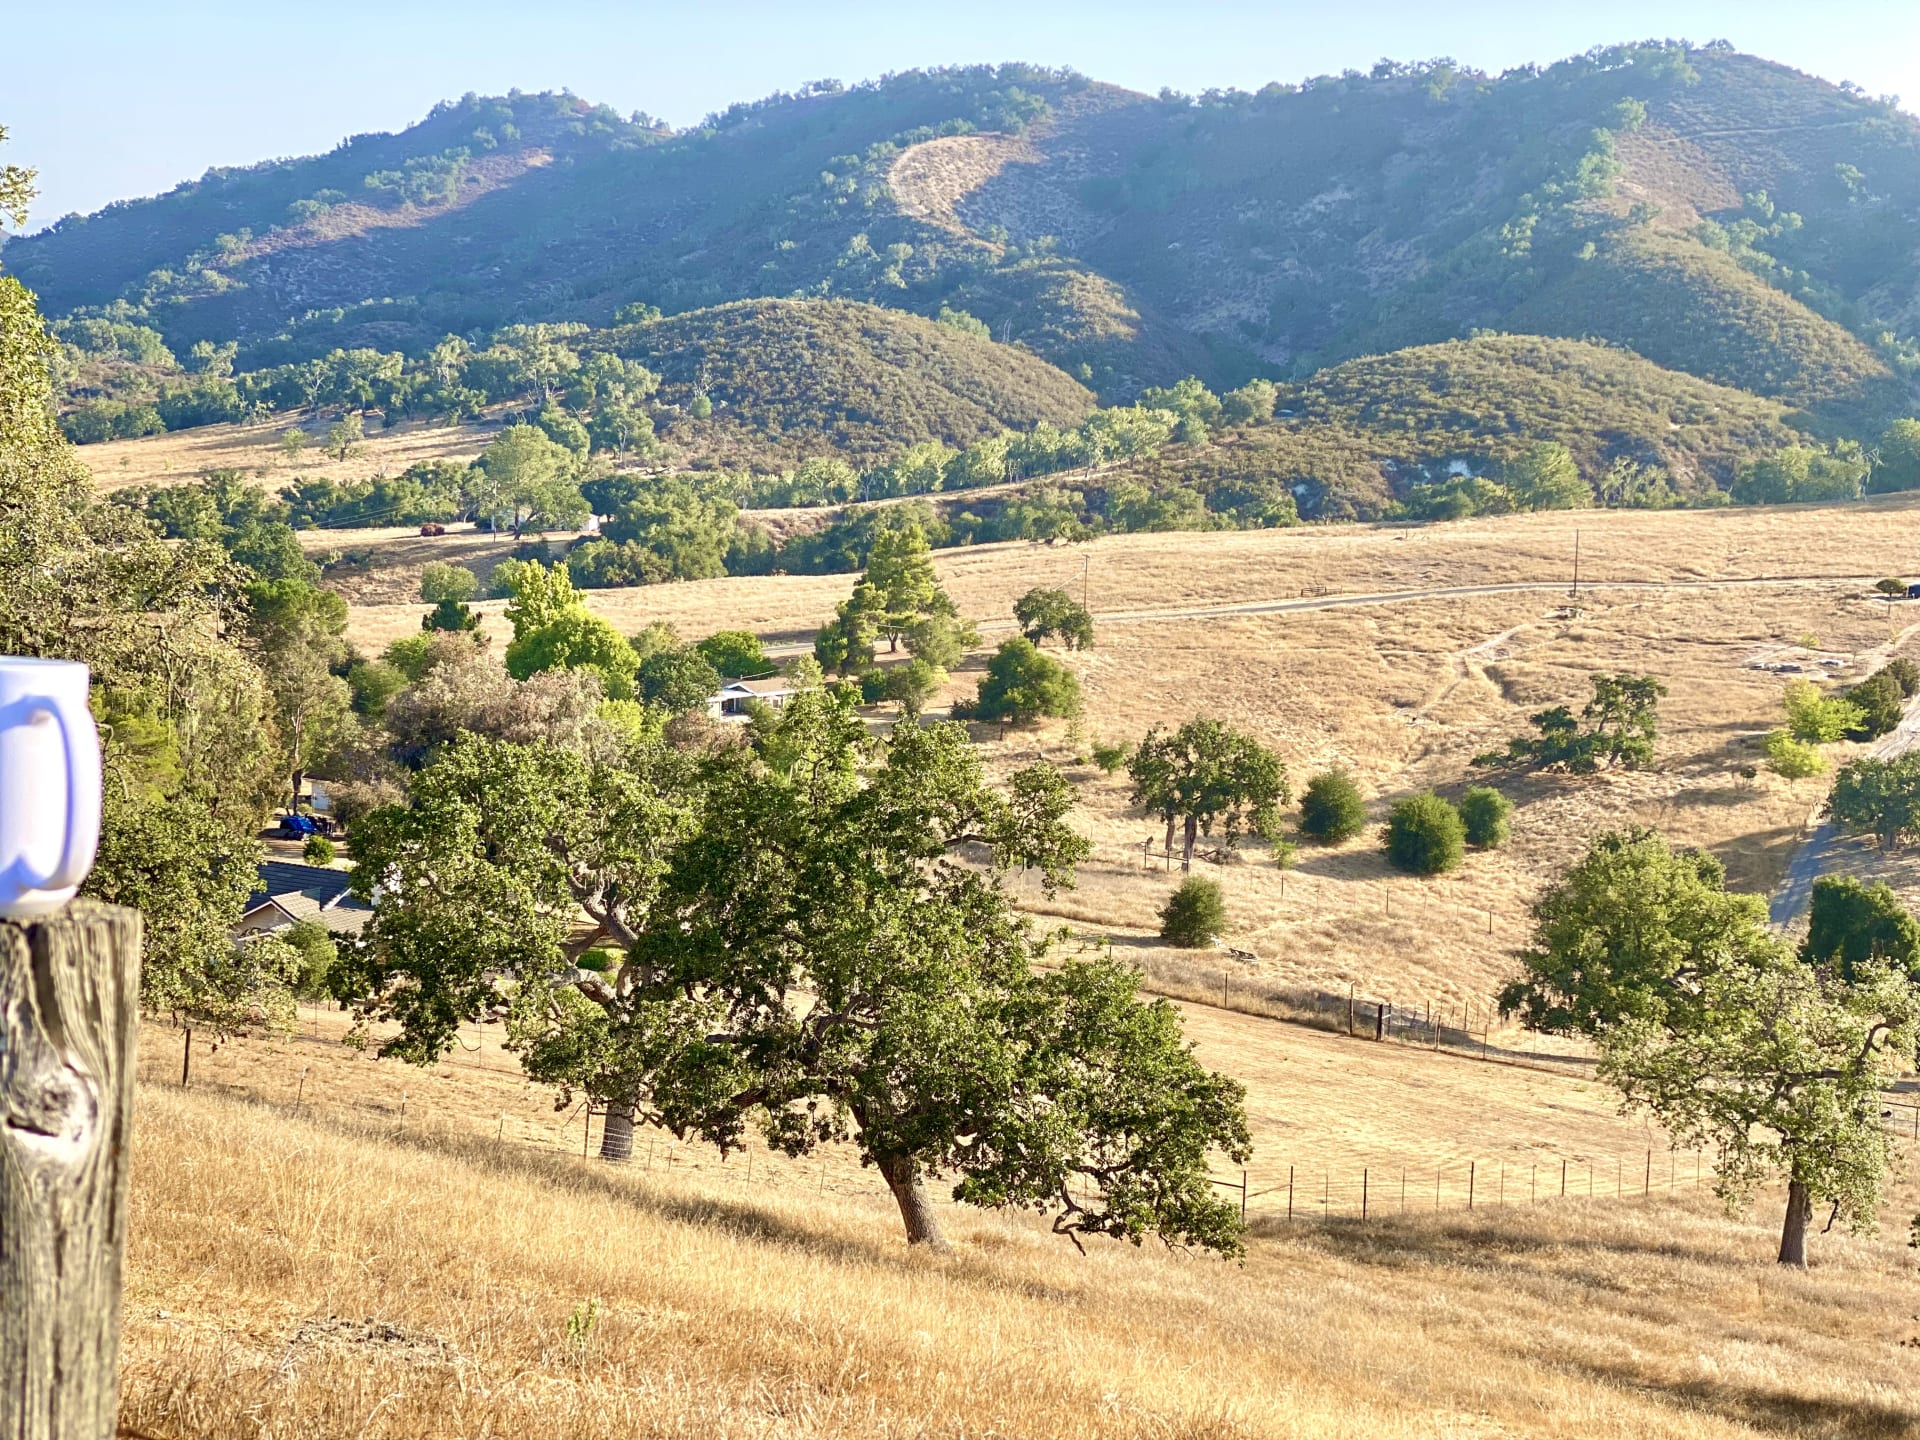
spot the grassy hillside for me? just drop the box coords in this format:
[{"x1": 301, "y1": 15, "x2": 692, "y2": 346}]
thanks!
[
  {"x1": 11, "y1": 46, "x2": 1919, "y2": 428},
  {"x1": 1094, "y1": 335, "x2": 1802, "y2": 519},
  {"x1": 617, "y1": 298, "x2": 1095, "y2": 463},
  {"x1": 1503, "y1": 231, "x2": 1902, "y2": 427},
  {"x1": 118, "y1": 957, "x2": 1920, "y2": 1437}
]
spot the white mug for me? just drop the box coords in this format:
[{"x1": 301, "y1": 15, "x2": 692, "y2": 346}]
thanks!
[{"x1": 0, "y1": 658, "x2": 103, "y2": 919}]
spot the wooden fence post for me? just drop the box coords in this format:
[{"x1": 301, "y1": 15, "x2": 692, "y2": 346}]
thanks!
[{"x1": 1, "y1": 900, "x2": 143, "y2": 1440}]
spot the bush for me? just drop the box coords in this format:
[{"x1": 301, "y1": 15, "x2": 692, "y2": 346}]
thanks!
[
  {"x1": 1782, "y1": 679, "x2": 1864, "y2": 743},
  {"x1": 280, "y1": 919, "x2": 338, "y2": 1002},
  {"x1": 694, "y1": 629, "x2": 769, "y2": 679},
  {"x1": 1091, "y1": 740, "x2": 1131, "y2": 774},
  {"x1": 1298, "y1": 769, "x2": 1368, "y2": 843},
  {"x1": 1877, "y1": 578, "x2": 1908, "y2": 597},
  {"x1": 971, "y1": 637, "x2": 1081, "y2": 726},
  {"x1": 302, "y1": 835, "x2": 336, "y2": 866},
  {"x1": 1883, "y1": 658, "x2": 1920, "y2": 698},
  {"x1": 1765, "y1": 730, "x2": 1826, "y2": 779},
  {"x1": 1270, "y1": 840, "x2": 1298, "y2": 870},
  {"x1": 420, "y1": 562, "x2": 478, "y2": 604},
  {"x1": 1384, "y1": 793, "x2": 1465, "y2": 875},
  {"x1": 1458, "y1": 786, "x2": 1512, "y2": 848},
  {"x1": 1845, "y1": 671, "x2": 1905, "y2": 740},
  {"x1": 1159, "y1": 877, "x2": 1226, "y2": 948}
]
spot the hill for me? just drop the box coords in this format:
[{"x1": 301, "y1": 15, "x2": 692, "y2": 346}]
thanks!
[
  {"x1": 608, "y1": 298, "x2": 1096, "y2": 464},
  {"x1": 9, "y1": 45, "x2": 1919, "y2": 431}
]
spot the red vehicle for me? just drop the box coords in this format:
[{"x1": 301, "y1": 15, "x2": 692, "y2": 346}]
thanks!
[{"x1": 419, "y1": 522, "x2": 446, "y2": 537}]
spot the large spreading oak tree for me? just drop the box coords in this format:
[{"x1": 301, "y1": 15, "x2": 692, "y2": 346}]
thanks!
[
  {"x1": 1501, "y1": 829, "x2": 1919, "y2": 1265},
  {"x1": 343, "y1": 690, "x2": 1253, "y2": 1254}
]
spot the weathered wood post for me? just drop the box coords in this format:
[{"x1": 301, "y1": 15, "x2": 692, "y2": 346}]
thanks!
[{"x1": 1, "y1": 900, "x2": 142, "y2": 1440}]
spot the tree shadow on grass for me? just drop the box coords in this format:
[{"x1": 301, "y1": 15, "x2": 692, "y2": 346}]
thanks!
[
  {"x1": 1253, "y1": 1203, "x2": 1748, "y2": 1275},
  {"x1": 1522, "y1": 1353, "x2": 1919, "y2": 1440},
  {"x1": 202, "y1": 1085, "x2": 1103, "y2": 1302}
]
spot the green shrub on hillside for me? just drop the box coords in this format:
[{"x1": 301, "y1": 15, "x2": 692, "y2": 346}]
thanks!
[
  {"x1": 1160, "y1": 877, "x2": 1227, "y2": 948},
  {"x1": 1298, "y1": 770, "x2": 1368, "y2": 843},
  {"x1": 1458, "y1": 786, "x2": 1513, "y2": 848},
  {"x1": 1384, "y1": 793, "x2": 1466, "y2": 875}
]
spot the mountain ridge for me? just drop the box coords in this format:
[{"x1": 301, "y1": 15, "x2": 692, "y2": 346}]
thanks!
[{"x1": 8, "y1": 44, "x2": 1919, "y2": 459}]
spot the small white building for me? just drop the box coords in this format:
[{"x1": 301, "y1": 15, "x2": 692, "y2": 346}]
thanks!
[{"x1": 708, "y1": 677, "x2": 799, "y2": 719}]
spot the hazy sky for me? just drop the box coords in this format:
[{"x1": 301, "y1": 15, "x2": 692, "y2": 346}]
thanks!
[{"x1": 8, "y1": 1, "x2": 1919, "y2": 229}]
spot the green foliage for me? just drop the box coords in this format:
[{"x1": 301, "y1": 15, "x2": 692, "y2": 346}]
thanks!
[
  {"x1": 472, "y1": 424, "x2": 587, "y2": 537},
  {"x1": 1498, "y1": 829, "x2": 1777, "y2": 1035},
  {"x1": 693, "y1": 629, "x2": 769, "y2": 679},
  {"x1": 637, "y1": 645, "x2": 722, "y2": 714},
  {"x1": 1482, "y1": 673, "x2": 1666, "y2": 772},
  {"x1": 1458, "y1": 786, "x2": 1513, "y2": 848},
  {"x1": 1782, "y1": 679, "x2": 1864, "y2": 743},
  {"x1": 1765, "y1": 729, "x2": 1825, "y2": 779},
  {"x1": 1383, "y1": 793, "x2": 1465, "y2": 875},
  {"x1": 1869, "y1": 419, "x2": 1920, "y2": 494},
  {"x1": 383, "y1": 633, "x2": 438, "y2": 681},
  {"x1": 420, "y1": 561, "x2": 478, "y2": 604},
  {"x1": 1297, "y1": 770, "x2": 1367, "y2": 844},
  {"x1": 1598, "y1": 942, "x2": 1918, "y2": 1262},
  {"x1": 1829, "y1": 753, "x2": 1920, "y2": 848},
  {"x1": 1801, "y1": 876, "x2": 1920, "y2": 982},
  {"x1": 1013, "y1": 586, "x2": 1094, "y2": 649},
  {"x1": 881, "y1": 657, "x2": 943, "y2": 718},
  {"x1": 502, "y1": 561, "x2": 638, "y2": 699},
  {"x1": 1731, "y1": 446, "x2": 1867, "y2": 505},
  {"x1": 1159, "y1": 877, "x2": 1227, "y2": 948},
  {"x1": 1883, "y1": 658, "x2": 1920, "y2": 697},
  {"x1": 1844, "y1": 671, "x2": 1905, "y2": 740},
  {"x1": 1128, "y1": 719, "x2": 1289, "y2": 865},
  {"x1": 1090, "y1": 740, "x2": 1131, "y2": 774},
  {"x1": 342, "y1": 697, "x2": 1249, "y2": 1255},
  {"x1": 303, "y1": 834, "x2": 336, "y2": 865},
  {"x1": 279, "y1": 919, "x2": 339, "y2": 1002},
  {"x1": 969, "y1": 638, "x2": 1081, "y2": 727},
  {"x1": 1499, "y1": 443, "x2": 1591, "y2": 510}
]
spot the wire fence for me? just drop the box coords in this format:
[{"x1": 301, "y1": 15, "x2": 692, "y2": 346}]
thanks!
[
  {"x1": 149, "y1": 1011, "x2": 1920, "y2": 1236},
  {"x1": 1112, "y1": 951, "x2": 1595, "y2": 1077},
  {"x1": 1214, "y1": 1148, "x2": 1715, "y2": 1226}
]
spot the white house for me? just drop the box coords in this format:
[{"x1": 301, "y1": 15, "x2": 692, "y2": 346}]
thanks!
[{"x1": 708, "y1": 677, "x2": 799, "y2": 719}]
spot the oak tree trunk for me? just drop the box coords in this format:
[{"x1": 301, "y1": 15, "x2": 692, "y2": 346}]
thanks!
[
  {"x1": 1, "y1": 901, "x2": 144, "y2": 1440},
  {"x1": 1182, "y1": 814, "x2": 1199, "y2": 872},
  {"x1": 599, "y1": 1106, "x2": 635, "y2": 1162},
  {"x1": 880, "y1": 1155, "x2": 950, "y2": 1252},
  {"x1": 1163, "y1": 814, "x2": 1176, "y2": 862},
  {"x1": 1778, "y1": 1178, "x2": 1812, "y2": 1266}
]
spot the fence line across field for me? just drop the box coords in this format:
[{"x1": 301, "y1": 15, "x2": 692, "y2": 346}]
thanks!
[{"x1": 159, "y1": 1013, "x2": 1920, "y2": 1236}]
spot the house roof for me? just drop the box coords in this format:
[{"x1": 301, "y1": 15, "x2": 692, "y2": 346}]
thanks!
[
  {"x1": 248, "y1": 860, "x2": 355, "y2": 910},
  {"x1": 715, "y1": 678, "x2": 797, "y2": 698},
  {"x1": 239, "y1": 860, "x2": 372, "y2": 937}
]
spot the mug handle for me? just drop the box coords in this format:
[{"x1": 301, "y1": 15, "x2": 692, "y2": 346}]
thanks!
[{"x1": 15, "y1": 700, "x2": 88, "y2": 893}]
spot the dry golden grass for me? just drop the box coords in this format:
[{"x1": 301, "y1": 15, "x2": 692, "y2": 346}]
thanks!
[
  {"x1": 120, "y1": 1012, "x2": 1920, "y2": 1439},
  {"x1": 81, "y1": 415, "x2": 498, "y2": 494},
  {"x1": 318, "y1": 501, "x2": 1920, "y2": 1012}
]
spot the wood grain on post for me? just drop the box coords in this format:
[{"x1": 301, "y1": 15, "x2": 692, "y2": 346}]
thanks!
[{"x1": 0, "y1": 900, "x2": 142, "y2": 1440}]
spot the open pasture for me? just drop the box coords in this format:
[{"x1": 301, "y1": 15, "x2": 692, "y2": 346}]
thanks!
[{"x1": 118, "y1": 1008, "x2": 1920, "y2": 1440}]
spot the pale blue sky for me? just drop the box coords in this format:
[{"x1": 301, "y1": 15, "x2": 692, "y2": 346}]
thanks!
[{"x1": 7, "y1": 1, "x2": 1918, "y2": 229}]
